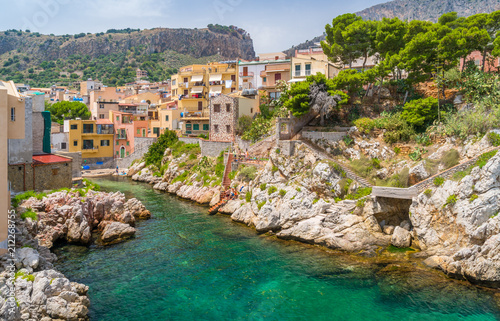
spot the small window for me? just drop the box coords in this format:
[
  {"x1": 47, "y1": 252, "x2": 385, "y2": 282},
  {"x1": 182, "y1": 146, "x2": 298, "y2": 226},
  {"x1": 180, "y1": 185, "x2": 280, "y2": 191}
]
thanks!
[
  {"x1": 203, "y1": 124, "x2": 209, "y2": 131},
  {"x1": 226, "y1": 125, "x2": 231, "y2": 133},
  {"x1": 275, "y1": 73, "x2": 281, "y2": 81},
  {"x1": 70, "y1": 124, "x2": 78, "y2": 130},
  {"x1": 172, "y1": 80, "x2": 176, "y2": 86},
  {"x1": 226, "y1": 104, "x2": 231, "y2": 112},
  {"x1": 183, "y1": 77, "x2": 188, "y2": 83},
  {"x1": 116, "y1": 151, "x2": 119, "y2": 155},
  {"x1": 263, "y1": 77, "x2": 267, "y2": 83},
  {"x1": 250, "y1": 108, "x2": 253, "y2": 113},
  {"x1": 82, "y1": 140, "x2": 94, "y2": 150},
  {"x1": 10, "y1": 107, "x2": 15, "y2": 121},
  {"x1": 83, "y1": 124, "x2": 93, "y2": 133},
  {"x1": 73, "y1": 140, "x2": 78, "y2": 147},
  {"x1": 52, "y1": 168, "x2": 59, "y2": 175},
  {"x1": 214, "y1": 125, "x2": 219, "y2": 133},
  {"x1": 184, "y1": 89, "x2": 188, "y2": 96},
  {"x1": 137, "y1": 129, "x2": 140, "y2": 135},
  {"x1": 126, "y1": 141, "x2": 130, "y2": 146},
  {"x1": 231, "y1": 75, "x2": 236, "y2": 81},
  {"x1": 116, "y1": 141, "x2": 119, "y2": 146},
  {"x1": 127, "y1": 152, "x2": 129, "y2": 156},
  {"x1": 99, "y1": 114, "x2": 105, "y2": 119},
  {"x1": 198, "y1": 102, "x2": 203, "y2": 110},
  {"x1": 100, "y1": 140, "x2": 110, "y2": 146},
  {"x1": 100, "y1": 104, "x2": 104, "y2": 109},
  {"x1": 214, "y1": 104, "x2": 221, "y2": 113},
  {"x1": 165, "y1": 115, "x2": 169, "y2": 121},
  {"x1": 61, "y1": 142, "x2": 67, "y2": 149},
  {"x1": 193, "y1": 124, "x2": 200, "y2": 131}
]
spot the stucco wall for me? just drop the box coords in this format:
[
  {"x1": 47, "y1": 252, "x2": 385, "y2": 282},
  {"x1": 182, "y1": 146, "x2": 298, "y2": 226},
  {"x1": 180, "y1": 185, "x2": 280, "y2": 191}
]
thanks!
[{"x1": 8, "y1": 96, "x2": 33, "y2": 164}]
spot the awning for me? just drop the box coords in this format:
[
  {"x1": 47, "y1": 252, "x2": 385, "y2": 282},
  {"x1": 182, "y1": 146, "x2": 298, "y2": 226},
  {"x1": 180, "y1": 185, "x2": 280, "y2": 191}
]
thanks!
[
  {"x1": 210, "y1": 86, "x2": 222, "y2": 94},
  {"x1": 190, "y1": 75, "x2": 203, "y2": 82},
  {"x1": 209, "y1": 74, "x2": 222, "y2": 81},
  {"x1": 191, "y1": 87, "x2": 204, "y2": 94},
  {"x1": 288, "y1": 78, "x2": 306, "y2": 83}
]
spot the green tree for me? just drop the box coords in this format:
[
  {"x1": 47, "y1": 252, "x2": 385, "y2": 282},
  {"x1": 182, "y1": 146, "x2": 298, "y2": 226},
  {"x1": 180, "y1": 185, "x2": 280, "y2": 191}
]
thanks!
[
  {"x1": 401, "y1": 97, "x2": 439, "y2": 130},
  {"x1": 236, "y1": 115, "x2": 253, "y2": 135},
  {"x1": 45, "y1": 101, "x2": 91, "y2": 124}
]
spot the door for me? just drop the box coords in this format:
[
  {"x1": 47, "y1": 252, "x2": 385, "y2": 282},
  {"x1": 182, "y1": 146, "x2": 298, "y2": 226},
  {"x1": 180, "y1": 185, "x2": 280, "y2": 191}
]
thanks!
[{"x1": 120, "y1": 146, "x2": 125, "y2": 158}]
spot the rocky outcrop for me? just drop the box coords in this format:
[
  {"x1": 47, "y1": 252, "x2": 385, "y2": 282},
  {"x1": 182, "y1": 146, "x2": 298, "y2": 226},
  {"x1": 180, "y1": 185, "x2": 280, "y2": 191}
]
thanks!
[
  {"x1": 100, "y1": 222, "x2": 136, "y2": 245},
  {"x1": 410, "y1": 153, "x2": 500, "y2": 285},
  {"x1": 20, "y1": 189, "x2": 151, "y2": 248}
]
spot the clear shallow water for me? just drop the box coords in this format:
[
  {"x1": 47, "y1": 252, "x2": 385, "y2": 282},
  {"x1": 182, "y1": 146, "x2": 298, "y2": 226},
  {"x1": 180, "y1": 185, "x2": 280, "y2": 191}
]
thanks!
[{"x1": 53, "y1": 177, "x2": 500, "y2": 321}]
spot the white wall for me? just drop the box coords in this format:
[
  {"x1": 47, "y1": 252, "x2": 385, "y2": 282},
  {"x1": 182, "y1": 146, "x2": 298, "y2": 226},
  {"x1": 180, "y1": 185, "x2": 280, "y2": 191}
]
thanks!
[{"x1": 52, "y1": 132, "x2": 69, "y2": 152}]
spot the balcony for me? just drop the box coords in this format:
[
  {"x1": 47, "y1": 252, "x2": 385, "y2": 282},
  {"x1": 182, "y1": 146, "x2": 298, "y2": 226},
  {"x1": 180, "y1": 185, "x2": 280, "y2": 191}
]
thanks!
[
  {"x1": 293, "y1": 69, "x2": 326, "y2": 78},
  {"x1": 180, "y1": 94, "x2": 205, "y2": 100},
  {"x1": 117, "y1": 134, "x2": 127, "y2": 140},
  {"x1": 239, "y1": 72, "x2": 255, "y2": 77},
  {"x1": 83, "y1": 147, "x2": 99, "y2": 153}
]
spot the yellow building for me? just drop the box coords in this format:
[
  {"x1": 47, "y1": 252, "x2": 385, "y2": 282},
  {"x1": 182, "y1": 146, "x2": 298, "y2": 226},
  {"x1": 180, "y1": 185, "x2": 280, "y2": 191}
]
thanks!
[
  {"x1": 66, "y1": 119, "x2": 115, "y2": 161},
  {"x1": 1, "y1": 80, "x2": 26, "y2": 253},
  {"x1": 171, "y1": 61, "x2": 238, "y2": 136},
  {"x1": 149, "y1": 102, "x2": 182, "y2": 137}
]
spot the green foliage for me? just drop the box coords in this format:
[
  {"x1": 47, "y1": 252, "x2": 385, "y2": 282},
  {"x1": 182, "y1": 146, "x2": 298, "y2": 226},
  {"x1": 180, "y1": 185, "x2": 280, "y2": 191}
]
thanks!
[
  {"x1": 82, "y1": 178, "x2": 100, "y2": 191},
  {"x1": 228, "y1": 171, "x2": 237, "y2": 180},
  {"x1": 21, "y1": 210, "x2": 38, "y2": 221},
  {"x1": 241, "y1": 116, "x2": 272, "y2": 142},
  {"x1": 443, "y1": 194, "x2": 458, "y2": 208},
  {"x1": 401, "y1": 97, "x2": 439, "y2": 130},
  {"x1": 15, "y1": 271, "x2": 35, "y2": 282},
  {"x1": 279, "y1": 189, "x2": 287, "y2": 197},
  {"x1": 470, "y1": 194, "x2": 479, "y2": 202},
  {"x1": 424, "y1": 189, "x2": 432, "y2": 197},
  {"x1": 238, "y1": 166, "x2": 257, "y2": 182},
  {"x1": 172, "y1": 171, "x2": 189, "y2": 184},
  {"x1": 313, "y1": 198, "x2": 319, "y2": 204},
  {"x1": 440, "y1": 149, "x2": 460, "y2": 169},
  {"x1": 354, "y1": 117, "x2": 375, "y2": 134},
  {"x1": 12, "y1": 191, "x2": 46, "y2": 208},
  {"x1": 434, "y1": 177, "x2": 445, "y2": 186},
  {"x1": 178, "y1": 162, "x2": 186, "y2": 168},
  {"x1": 45, "y1": 101, "x2": 90, "y2": 125},
  {"x1": 144, "y1": 130, "x2": 179, "y2": 167},
  {"x1": 488, "y1": 132, "x2": 500, "y2": 147},
  {"x1": 296, "y1": 187, "x2": 302, "y2": 192},
  {"x1": 271, "y1": 165, "x2": 279, "y2": 174},
  {"x1": 245, "y1": 192, "x2": 252, "y2": 203},
  {"x1": 394, "y1": 147, "x2": 401, "y2": 154},
  {"x1": 409, "y1": 148, "x2": 426, "y2": 161},
  {"x1": 356, "y1": 198, "x2": 367, "y2": 208},
  {"x1": 257, "y1": 201, "x2": 266, "y2": 210},
  {"x1": 260, "y1": 183, "x2": 267, "y2": 191},
  {"x1": 237, "y1": 115, "x2": 253, "y2": 135},
  {"x1": 343, "y1": 135, "x2": 354, "y2": 147},
  {"x1": 345, "y1": 187, "x2": 372, "y2": 200},
  {"x1": 386, "y1": 245, "x2": 415, "y2": 253},
  {"x1": 268, "y1": 186, "x2": 278, "y2": 195},
  {"x1": 375, "y1": 112, "x2": 416, "y2": 144},
  {"x1": 415, "y1": 134, "x2": 432, "y2": 146},
  {"x1": 476, "y1": 150, "x2": 497, "y2": 169}
]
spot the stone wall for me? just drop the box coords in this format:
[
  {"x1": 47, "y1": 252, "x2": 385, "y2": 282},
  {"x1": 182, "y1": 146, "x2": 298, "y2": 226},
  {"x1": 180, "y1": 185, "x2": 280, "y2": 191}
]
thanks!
[
  {"x1": 302, "y1": 131, "x2": 347, "y2": 142},
  {"x1": 32, "y1": 112, "x2": 45, "y2": 155},
  {"x1": 8, "y1": 164, "x2": 34, "y2": 193},
  {"x1": 33, "y1": 162, "x2": 72, "y2": 191},
  {"x1": 209, "y1": 95, "x2": 238, "y2": 142},
  {"x1": 54, "y1": 152, "x2": 82, "y2": 178},
  {"x1": 116, "y1": 139, "x2": 157, "y2": 169},
  {"x1": 179, "y1": 137, "x2": 201, "y2": 145},
  {"x1": 201, "y1": 140, "x2": 231, "y2": 157},
  {"x1": 277, "y1": 140, "x2": 297, "y2": 156}
]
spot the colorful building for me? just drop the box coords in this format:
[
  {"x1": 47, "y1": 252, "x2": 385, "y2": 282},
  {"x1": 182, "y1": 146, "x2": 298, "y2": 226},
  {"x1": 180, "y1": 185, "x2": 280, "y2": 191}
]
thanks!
[
  {"x1": 66, "y1": 119, "x2": 115, "y2": 162},
  {"x1": 260, "y1": 60, "x2": 291, "y2": 100},
  {"x1": 110, "y1": 111, "x2": 135, "y2": 159}
]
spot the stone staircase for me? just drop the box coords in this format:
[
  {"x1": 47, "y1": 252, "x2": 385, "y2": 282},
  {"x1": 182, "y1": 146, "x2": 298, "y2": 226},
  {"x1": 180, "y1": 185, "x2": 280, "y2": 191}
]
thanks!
[
  {"x1": 300, "y1": 139, "x2": 372, "y2": 187},
  {"x1": 248, "y1": 135, "x2": 275, "y2": 157},
  {"x1": 222, "y1": 153, "x2": 234, "y2": 189}
]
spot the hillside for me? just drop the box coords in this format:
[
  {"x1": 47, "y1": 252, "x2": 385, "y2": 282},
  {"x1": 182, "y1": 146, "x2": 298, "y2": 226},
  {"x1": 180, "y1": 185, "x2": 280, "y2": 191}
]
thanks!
[
  {"x1": 284, "y1": 0, "x2": 500, "y2": 56},
  {"x1": 0, "y1": 26, "x2": 255, "y2": 87}
]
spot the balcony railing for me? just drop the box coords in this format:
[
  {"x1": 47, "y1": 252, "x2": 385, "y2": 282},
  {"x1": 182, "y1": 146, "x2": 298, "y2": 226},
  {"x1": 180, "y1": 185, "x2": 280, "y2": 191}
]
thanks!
[
  {"x1": 239, "y1": 72, "x2": 255, "y2": 77},
  {"x1": 117, "y1": 135, "x2": 127, "y2": 140},
  {"x1": 293, "y1": 69, "x2": 326, "y2": 77}
]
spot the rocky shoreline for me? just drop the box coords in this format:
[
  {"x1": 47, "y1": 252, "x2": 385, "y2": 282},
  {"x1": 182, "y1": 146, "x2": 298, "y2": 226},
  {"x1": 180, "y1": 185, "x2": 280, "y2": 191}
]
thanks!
[
  {"x1": 130, "y1": 142, "x2": 500, "y2": 289},
  {"x1": 0, "y1": 189, "x2": 151, "y2": 320}
]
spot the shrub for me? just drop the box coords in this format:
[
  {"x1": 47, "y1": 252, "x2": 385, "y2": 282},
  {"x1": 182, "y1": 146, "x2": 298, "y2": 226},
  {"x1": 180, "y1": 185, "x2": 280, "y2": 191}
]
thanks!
[
  {"x1": 415, "y1": 134, "x2": 432, "y2": 146},
  {"x1": 15, "y1": 271, "x2": 35, "y2": 282},
  {"x1": 476, "y1": 150, "x2": 497, "y2": 169},
  {"x1": 12, "y1": 191, "x2": 46, "y2": 208},
  {"x1": 172, "y1": 171, "x2": 189, "y2": 183},
  {"x1": 356, "y1": 198, "x2": 367, "y2": 208},
  {"x1": 433, "y1": 177, "x2": 445, "y2": 186},
  {"x1": 488, "y1": 132, "x2": 500, "y2": 147},
  {"x1": 178, "y1": 162, "x2": 186, "y2": 168},
  {"x1": 350, "y1": 156, "x2": 375, "y2": 178},
  {"x1": 375, "y1": 112, "x2": 416, "y2": 144},
  {"x1": 268, "y1": 186, "x2": 278, "y2": 195},
  {"x1": 245, "y1": 192, "x2": 252, "y2": 202},
  {"x1": 189, "y1": 153, "x2": 197, "y2": 160},
  {"x1": 271, "y1": 165, "x2": 279, "y2": 174},
  {"x1": 275, "y1": 148, "x2": 281, "y2": 154},
  {"x1": 401, "y1": 97, "x2": 439, "y2": 130},
  {"x1": 20, "y1": 210, "x2": 38, "y2": 221},
  {"x1": 440, "y1": 149, "x2": 460, "y2": 169},
  {"x1": 424, "y1": 189, "x2": 432, "y2": 197},
  {"x1": 296, "y1": 187, "x2": 302, "y2": 192},
  {"x1": 469, "y1": 194, "x2": 478, "y2": 202},
  {"x1": 343, "y1": 135, "x2": 354, "y2": 147},
  {"x1": 143, "y1": 130, "x2": 178, "y2": 167},
  {"x1": 82, "y1": 179, "x2": 100, "y2": 191},
  {"x1": 228, "y1": 171, "x2": 237, "y2": 180},
  {"x1": 394, "y1": 147, "x2": 401, "y2": 154},
  {"x1": 279, "y1": 189, "x2": 287, "y2": 197},
  {"x1": 345, "y1": 187, "x2": 372, "y2": 200},
  {"x1": 443, "y1": 194, "x2": 458, "y2": 208},
  {"x1": 238, "y1": 166, "x2": 257, "y2": 182},
  {"x1": 371, "y1": 158, "x2": 381, "y2": 169},
  {"x1": 354, "y1": 117, "x2": 375, "y2": 134},
  {"x1": 313, "y1": 198, "x2": 319, "y2": 204},
  {"x1": 257, "y1": 201, "x2": 266, "y2": 210},
  {"x1": 260, "y1": 183, "x2": 267, "y2": 191}
]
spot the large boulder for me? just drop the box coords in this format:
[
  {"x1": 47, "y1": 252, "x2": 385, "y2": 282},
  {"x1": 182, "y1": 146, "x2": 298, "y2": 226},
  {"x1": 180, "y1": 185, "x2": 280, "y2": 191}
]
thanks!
[
  {"x1": 391, "y1": 226, "x2": 411, "y2": 248},
  {"x1": 100, "y1": 222, "x2": 136, "y2": 245}
]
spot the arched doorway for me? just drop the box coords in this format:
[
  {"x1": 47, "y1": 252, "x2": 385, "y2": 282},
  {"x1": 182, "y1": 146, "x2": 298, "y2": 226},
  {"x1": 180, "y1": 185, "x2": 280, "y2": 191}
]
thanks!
[{"x1": 120, "y1": 146, "x2": 126, "y2": 158}]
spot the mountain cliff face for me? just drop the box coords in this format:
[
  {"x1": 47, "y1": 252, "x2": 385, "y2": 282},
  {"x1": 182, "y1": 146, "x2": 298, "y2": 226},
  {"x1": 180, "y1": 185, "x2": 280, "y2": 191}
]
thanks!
[
  {"x1": 0, "y1": 27, "x2": 255, "y2": 62},
  {"x1": 357, "y1": 0, "x2": 500, "y2": 22},
  {"x1": 284, "y1": 0, "x2": 500, "y2": 56}
]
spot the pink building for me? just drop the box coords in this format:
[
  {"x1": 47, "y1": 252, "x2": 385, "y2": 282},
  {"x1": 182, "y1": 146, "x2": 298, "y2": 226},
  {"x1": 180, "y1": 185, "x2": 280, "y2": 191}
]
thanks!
[
  {"x1": 460, "y1": 51, "x2": 500, "y2": 72},
  {"x1": 110, "y1": 111, "x2": 135, "y2": 159}
]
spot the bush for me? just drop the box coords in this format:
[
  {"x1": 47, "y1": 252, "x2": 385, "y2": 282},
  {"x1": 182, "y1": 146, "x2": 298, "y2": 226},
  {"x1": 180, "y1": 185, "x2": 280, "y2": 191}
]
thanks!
[
  {"x1": 144, "y1": 130, "x2": 179, "y2": 167},
  {"x1": 356, "y1": 198, "x2": 367, "y2": 208},
  {"x1": 268, "y1": 186, "x2": 278, "y2": 195},
  {"x1": 21, "y1": 210, "x2": 38, "y2": 221},
  {"x1": 313, "y1": 198, "x2": 319, "y2": 204},
  {"x1": 443, "y1": 194, "x2": 458, "y2": 208},
  {"x1": 237, "y1": 115, "x2": 253, "y2": 135},
  {"x1": 440, "y1": 149, "x2": 460, "y2": 169},
  {"x1": 260, "y1": 183, "x2": 267, "y2": 191},
  {"x1": 271, "y1": 165, "x2": 279, "y2": 174},
  {"x1": 470, "y1": 194, "x2": 478, "y2": 202},
  {"x1": 238, "y1": 166, "x2": 257, "y2": 182},
  {"x1": 424, "y1": 189, "x2": 432, "y2": 197},
  {"x1": 375, "y1": 112, "x2": 416, "y2": 144},
  {"x1": 350, "y1": 156, "x2": 375, "y2": 178},
  {"x1": 279, "y1": 189, "x2": 287, "y2": 197},
  {"x1": 401, "y1": 97, "x2": 439, "y2": 130},
  {"x1": 343, "y1": 135, "x2": 354, "y2": 147},
  {"x1": 245, "y1": 192, "x2": 252, "y2": 202},
  {"x1": 476, "y1": 150, "x2": 497, "y2": 169},
  {"x1": 433, "y1": 177, "x2": 445, "y2": 186},
  {"x1": 12, "y1": 191, "x2": 46, "y2": 208},
  {"x1": 487, "y1": 132, "x2": 500, "y2": 147},
  {"x1": 354, "y1": 117, "x2": 375, "y2": 134},
  {"x1": 345, "y1": 187, "x2": 372, "y2": 200},
  {"x1": 257, "y1": 201, "x2": 266, "y2": 210},
  {"x1": 296, "y1": 187, "x2": 302, "y2": 192}
]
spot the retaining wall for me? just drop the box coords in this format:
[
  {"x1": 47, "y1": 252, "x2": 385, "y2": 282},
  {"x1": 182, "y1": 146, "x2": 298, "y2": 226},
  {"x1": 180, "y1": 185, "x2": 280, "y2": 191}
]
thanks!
[{"x1": 302, "y1": 131, "x2": 347, "y2": 142}]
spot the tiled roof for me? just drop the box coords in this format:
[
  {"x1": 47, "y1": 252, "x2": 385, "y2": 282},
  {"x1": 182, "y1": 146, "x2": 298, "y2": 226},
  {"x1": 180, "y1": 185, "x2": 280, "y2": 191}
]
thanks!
[{"x1": 33, "y1": 154, "x2": 72, "y2": 164}]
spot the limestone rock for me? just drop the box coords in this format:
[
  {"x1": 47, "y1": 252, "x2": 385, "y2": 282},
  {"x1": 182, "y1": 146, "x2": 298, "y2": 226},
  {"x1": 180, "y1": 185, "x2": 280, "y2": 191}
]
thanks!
[
  {"x1": 101, "y1": 222, "x2": 136, "y2": 245},
  {"x1": 391, "y1": 226, "x2": 411, "y2": 248}
]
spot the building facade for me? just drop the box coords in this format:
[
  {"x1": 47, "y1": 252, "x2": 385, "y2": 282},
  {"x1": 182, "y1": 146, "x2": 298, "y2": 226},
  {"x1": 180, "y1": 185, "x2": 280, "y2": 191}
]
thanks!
[
  {"x1": 110, "y1": 111, "x2": 135, "y2": 159},
  {"x1": 66, "y1": 119, "x2": 115, "y2": 162}
]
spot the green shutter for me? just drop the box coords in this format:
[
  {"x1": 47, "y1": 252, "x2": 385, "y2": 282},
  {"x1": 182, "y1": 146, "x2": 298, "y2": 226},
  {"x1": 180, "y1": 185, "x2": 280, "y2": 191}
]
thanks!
[
  {"x1": 203, "y1": 124, "x2": 209, "y2": 131},
  {"x1": 193, "y1": 124, "x2": 199, "y2": 131},
  {"x1": 42, "y1": 111, "x2": 51, "y2": 154}
]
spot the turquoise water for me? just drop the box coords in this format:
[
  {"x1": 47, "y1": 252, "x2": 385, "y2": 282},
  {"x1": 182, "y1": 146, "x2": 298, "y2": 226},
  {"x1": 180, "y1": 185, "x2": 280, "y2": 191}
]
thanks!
[{"x1": 54, "y1": 177, "x2": 500, "y2": 321}]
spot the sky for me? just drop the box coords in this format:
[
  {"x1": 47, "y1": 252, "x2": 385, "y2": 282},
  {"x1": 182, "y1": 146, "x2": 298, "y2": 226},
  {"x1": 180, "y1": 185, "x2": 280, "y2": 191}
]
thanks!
[{"x1": 0, "y1": 0, "x2": 388, "y2": 53}]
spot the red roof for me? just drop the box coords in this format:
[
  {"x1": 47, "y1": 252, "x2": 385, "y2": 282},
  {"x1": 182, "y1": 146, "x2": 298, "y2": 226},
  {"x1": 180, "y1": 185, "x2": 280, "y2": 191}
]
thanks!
[
  {"x1": 33, "y1": 154, "x2": 72, "y2": 164},
  {"x1": 96, "y1": 119, "x2": 113, "y2": 125}
]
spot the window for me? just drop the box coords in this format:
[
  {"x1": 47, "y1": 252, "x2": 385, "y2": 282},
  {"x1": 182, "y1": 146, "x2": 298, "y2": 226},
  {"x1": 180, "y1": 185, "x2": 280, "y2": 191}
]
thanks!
[
  {"x1": 116, "y1": 116, "x2": 119, "y2": 121},
  {"x1": 226, "y1": 125, "x2": 231, "y2": 133},
  {"x1": 127, "y1": 152, "x2": 129, "y2": 156},
  {"x1": 231, "y1": 75, "x2": 236, "y2": 81},
  {"x1": 250, "y1": 108, "x2": 253, "y2": 113},
  {"x1": 184, "y1": 89, "x2": 188, "y2": 96},
  {"x1": 73, "y1": 140, "x2": 78, "y2": 147},
  {"x1": 82, "y1": 140, "x2": 94, "y2": 150},
  {"x1": 263, "y1": 77, "x2": 267, "y2": 83},
  {"x1": 137, "y1": 129, "x2": 140, "y2": 135},
  {"x1": 153, "y1": 127, "x2": 159, "y2": 135},
  {"x1": 214, "y1": 104, "x2": 221, "y2": 113},
  {"x1": 214, "y1": 125, "x2": 219, "y2": 133},
  {"x1": 70, "y1": 124, "x2": 78, "y2": 130},
  {"x1": 142, "y1": 129, "x2": 146, "y2": 137},
  {"x1": 186, "y1": 123, "x2": 192, "y2": 130},
  {"x1": 183, "y1": 77, "x2": 188, "y2": 83},
  {"x1": 203, "y1": 124, "x2": 209, "y2": 131},
  {"x1": 126, "y1": 141, "x2": 130, "y2": 146},
  {"x1": 193, "y1": 124, "x2": 200, "y2": 131},
  {"x1": 275, "y1": 73, "x2": 281, "y2": 81},
  {"x1": 10, "y1": 107, "x2": 15, "y2": 121},
  {"x1": 226, "y1": 104, "x2": 231, "y2": 112},
  {"x1": 198, "y1": 102, "x2": 203, "y2": 110},
  {"x1": 172, "y1": 80, "x2": 176, "y2": 86},
  {"x1": 100, "y1": 104, "x2": 104, "y2": 109},
  {"x1": 305, "y1": 64, "x2": 311, "y2": 76},
  {"x1": 243, "y1": 66, "x2": 248, "y2": 76},
  {"x1": 52, "y1": 168, "x2": 59, "y2": 175},
  {"x1": 101, "y1": 140, "x2": 110, "y2": 146},
  {"x1": 83, "y1": 124, "x2": 93, "y2": 133},
  {"x1": 295, "y1": 64, "x2": 301, "y2": 77},
  {"x1": 99, "y1": 114, "x2": 105, "y2": 119},
  {"x1": 270, "y1": 92, "x2": 281, "y2": 100},
  {"x1": 116, "y1": 141, "x2": 119, "y2": 146},
  {"x1": 116, "y1": 151, "x2": 119, "y2": 156},
  {"x1": 165, "y1": 115, "x2": 169, "y2": 121},
  {"x1": 61, "y1": 142, "x2": 67, "y2": 149}
]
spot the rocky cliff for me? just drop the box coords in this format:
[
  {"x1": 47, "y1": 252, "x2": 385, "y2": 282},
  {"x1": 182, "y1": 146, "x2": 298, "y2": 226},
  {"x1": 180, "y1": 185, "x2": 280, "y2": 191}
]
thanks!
[{"x1": 0, "y1": 27, "x2": 255, "y2": 61}]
